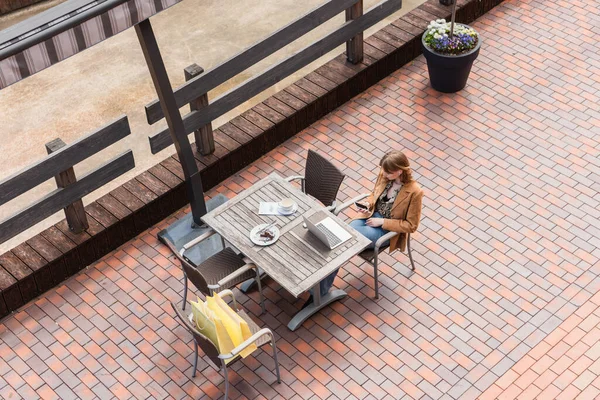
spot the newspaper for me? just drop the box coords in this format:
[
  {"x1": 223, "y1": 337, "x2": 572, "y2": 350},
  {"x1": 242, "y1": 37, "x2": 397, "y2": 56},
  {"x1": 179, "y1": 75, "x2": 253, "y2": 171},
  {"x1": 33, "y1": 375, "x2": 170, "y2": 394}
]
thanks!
[{"x1": 258, "y1": 202, "x2": 281, "y2": 215}]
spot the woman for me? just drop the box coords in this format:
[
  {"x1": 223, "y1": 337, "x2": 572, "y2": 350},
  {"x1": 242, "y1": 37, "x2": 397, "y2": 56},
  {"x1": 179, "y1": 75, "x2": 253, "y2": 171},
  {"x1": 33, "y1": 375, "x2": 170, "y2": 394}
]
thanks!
[{"x1": 305, "y1": 150, "x2": 424, "y2": 306}]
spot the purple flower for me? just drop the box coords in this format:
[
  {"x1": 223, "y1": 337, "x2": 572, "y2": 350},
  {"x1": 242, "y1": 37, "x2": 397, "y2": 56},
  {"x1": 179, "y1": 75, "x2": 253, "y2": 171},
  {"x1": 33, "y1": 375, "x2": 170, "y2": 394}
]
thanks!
[{"x1": 429, "y1": 32, "x2": 478, "y2": 55}]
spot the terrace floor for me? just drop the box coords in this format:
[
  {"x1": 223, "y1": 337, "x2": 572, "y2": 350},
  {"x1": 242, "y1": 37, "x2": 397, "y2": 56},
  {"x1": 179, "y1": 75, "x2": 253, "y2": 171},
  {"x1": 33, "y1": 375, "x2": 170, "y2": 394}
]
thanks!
[{"x1": 1, "y1": 0, "x2": 600, "y2": 399}]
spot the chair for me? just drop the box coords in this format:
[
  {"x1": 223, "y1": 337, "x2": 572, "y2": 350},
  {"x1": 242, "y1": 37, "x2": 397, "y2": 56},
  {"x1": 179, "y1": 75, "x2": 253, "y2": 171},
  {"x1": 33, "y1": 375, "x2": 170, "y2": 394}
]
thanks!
[
  {"x1": 335, "y1": 194, "x2": 416, "y2": 299},
  {"x1": 285, "y1": 149, "x2": 346, "y2": 211},
  {"x1": 166, "y1": 230, "x2": 266, "y2": 314},
  {"x1": 171, "y1": 293, "x2": 281, "y2": 400}
]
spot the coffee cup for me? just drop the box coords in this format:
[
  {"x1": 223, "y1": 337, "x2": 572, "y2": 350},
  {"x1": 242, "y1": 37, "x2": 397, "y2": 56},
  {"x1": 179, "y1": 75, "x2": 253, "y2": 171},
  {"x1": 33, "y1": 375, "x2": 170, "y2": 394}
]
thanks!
[{"x1": 278, "y1": 198, "x2": 294, "y2": 211}]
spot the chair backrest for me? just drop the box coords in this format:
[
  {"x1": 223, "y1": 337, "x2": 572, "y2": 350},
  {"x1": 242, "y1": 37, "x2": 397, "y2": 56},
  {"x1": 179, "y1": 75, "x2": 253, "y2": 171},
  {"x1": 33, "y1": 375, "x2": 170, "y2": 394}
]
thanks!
[
  {"x1": 164, "y1": 239, "x2": 211, "y2": 295},
  {"x1": 170, "y1": 302, "x2": 222, "y2": 368},
  {"x1": 304, "y1": 149, "x2": 345, "y2": 207}
]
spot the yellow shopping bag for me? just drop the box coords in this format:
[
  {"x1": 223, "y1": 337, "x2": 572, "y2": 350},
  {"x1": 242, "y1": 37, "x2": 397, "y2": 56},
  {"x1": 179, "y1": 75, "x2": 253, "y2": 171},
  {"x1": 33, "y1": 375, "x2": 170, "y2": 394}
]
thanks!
[
  {"x1": 206, "y1": 293, "x2": 257, "y2": 358},
  {"x1": 190, "y1": 298, "x2": 236, "y2": 363}
]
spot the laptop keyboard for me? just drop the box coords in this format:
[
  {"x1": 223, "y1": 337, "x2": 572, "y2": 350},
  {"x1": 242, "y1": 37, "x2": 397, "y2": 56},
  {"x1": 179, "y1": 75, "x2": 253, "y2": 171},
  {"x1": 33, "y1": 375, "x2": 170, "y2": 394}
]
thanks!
[{"x1": 316, "y1": 222, "x2": 342, "y2": 247}]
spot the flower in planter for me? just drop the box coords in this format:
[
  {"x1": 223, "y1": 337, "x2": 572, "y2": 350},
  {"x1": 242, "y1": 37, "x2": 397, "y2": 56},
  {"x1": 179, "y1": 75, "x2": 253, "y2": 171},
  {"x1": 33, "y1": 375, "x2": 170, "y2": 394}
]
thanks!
[{"x1": 424, "y1": 19, "x2": 479, "y2": 55}]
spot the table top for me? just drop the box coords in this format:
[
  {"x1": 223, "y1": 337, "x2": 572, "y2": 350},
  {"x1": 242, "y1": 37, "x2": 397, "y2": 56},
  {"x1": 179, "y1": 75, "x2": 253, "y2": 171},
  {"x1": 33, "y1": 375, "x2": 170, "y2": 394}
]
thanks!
[{"x1": 202, "y1": 173, "x2": 371, "y2": 297}]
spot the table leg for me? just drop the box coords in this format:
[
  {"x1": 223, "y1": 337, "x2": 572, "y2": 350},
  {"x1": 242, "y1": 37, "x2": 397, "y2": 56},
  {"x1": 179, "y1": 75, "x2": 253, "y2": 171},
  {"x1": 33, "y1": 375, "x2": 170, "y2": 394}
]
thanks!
[{"x1": 287, "y1": 285, "x2": 347, "y2": 331}]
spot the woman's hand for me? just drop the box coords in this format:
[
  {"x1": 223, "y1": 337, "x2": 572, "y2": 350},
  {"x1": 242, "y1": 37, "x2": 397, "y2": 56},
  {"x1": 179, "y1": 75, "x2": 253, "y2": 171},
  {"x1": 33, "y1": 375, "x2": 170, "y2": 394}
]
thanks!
[
  {"x1": 356, "y1": 202, "x2": 371, "y2": 214},
  {"x1": 366, "y1": 218, "x2": 384, "y2": 227}
]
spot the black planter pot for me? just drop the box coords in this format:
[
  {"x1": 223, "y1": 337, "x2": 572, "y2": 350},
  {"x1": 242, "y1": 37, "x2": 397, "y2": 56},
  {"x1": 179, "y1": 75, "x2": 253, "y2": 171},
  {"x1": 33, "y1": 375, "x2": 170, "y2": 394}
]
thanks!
[{"x1": 422, "y1": 25, "x2": 481, "y2": 93}]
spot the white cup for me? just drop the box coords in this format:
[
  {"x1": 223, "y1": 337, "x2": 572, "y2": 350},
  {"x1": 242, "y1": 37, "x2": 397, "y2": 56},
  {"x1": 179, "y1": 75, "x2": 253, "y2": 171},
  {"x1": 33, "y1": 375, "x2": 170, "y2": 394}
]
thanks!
[{"x1": 278, "y1": 198, "x2": 294, "y2": 210}]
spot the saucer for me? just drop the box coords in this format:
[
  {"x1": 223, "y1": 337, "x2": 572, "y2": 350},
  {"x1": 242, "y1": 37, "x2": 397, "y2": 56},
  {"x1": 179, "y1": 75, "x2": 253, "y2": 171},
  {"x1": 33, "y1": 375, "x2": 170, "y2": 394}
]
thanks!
[
  {"x1": 250, "y1": 224, "x2": 280, "y2": 246},
  {"x1": 277, "y1": 203, "x2": 298, "y2": 215}
]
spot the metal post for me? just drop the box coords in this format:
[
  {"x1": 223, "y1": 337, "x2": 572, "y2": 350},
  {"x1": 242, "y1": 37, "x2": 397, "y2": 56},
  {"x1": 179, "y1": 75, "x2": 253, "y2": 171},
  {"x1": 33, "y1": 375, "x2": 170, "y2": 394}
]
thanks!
[
  {"x1": 346, "y1": 0, "x2": 364, "y2": 64},
  {"x1": 184, "y1": 64, "x2": 215, "y2": 155},
  {"x1": 135, "y1": 19, "x2": 207, "y2": 224},
  {"x1": 45, "y1": 138, "x2": 89, "y2": 233}
]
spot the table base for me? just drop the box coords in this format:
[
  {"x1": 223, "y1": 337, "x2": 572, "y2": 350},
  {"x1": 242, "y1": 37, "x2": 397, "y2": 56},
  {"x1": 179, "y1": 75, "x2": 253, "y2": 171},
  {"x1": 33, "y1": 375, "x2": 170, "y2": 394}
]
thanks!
[
  {"x1": 287, "y1": 289, "x2": 347, "y2": 331},
  {"x1": 157, "y1": 194, "x2": 230, "y2": 266}
]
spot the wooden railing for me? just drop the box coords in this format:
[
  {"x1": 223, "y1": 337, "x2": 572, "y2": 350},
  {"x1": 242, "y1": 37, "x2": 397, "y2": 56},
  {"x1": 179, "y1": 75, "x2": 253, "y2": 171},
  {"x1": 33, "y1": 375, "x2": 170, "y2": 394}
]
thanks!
[
  {"x1": 144, "y1": 0, "x2": 402, "y2": 154},
  {"x1": 0, "y1": 116, "x2": 135, "y2": 245}
]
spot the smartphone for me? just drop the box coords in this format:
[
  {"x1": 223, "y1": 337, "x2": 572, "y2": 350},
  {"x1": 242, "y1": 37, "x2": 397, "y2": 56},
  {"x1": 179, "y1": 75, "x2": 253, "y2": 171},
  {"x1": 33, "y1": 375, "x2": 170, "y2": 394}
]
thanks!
[{"x1": 354, "y1": 202, "x2": 368, "y2": 210}]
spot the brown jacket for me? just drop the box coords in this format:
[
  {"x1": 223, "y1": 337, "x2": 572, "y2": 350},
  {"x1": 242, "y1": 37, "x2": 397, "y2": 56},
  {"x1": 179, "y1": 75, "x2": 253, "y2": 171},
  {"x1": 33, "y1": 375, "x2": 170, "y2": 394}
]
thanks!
[{"x1": 353, "y1": 171, "x2": 424, "y2": 252}]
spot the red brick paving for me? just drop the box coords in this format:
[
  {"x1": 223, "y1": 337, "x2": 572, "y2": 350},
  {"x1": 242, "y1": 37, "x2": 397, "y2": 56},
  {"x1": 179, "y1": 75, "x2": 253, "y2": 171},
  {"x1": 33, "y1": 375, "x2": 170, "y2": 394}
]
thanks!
[
  {"x1": 480, "y1": 292, "x2": 600, "y2": 399},
  {"x1": 1, "y1": 0, "x2": 600, "y2": 398}
]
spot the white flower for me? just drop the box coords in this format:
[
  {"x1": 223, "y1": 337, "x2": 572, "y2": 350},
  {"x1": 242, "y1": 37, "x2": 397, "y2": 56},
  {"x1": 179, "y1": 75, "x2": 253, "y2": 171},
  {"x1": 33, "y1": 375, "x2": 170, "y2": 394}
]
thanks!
[{"x1": 434, "y1": 33, "x2": 441, "y2": 39}]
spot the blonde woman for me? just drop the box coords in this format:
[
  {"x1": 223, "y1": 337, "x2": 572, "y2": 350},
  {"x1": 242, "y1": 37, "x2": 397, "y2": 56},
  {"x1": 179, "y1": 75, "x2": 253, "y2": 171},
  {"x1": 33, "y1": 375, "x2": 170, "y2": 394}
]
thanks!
[{"x1": 305, "y1": 150, "x2": 424, "y2": 307}]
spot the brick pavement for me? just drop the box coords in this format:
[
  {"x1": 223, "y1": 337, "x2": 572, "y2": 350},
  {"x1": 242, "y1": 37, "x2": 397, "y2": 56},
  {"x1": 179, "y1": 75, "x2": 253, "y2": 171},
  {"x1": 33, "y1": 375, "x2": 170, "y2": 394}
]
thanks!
[
  {"x1": 1, "y1": 0, "x2": 600, "y2": 398},
  {"x1": 480, "y1": 291, "x2": 600, "y2": 399}
]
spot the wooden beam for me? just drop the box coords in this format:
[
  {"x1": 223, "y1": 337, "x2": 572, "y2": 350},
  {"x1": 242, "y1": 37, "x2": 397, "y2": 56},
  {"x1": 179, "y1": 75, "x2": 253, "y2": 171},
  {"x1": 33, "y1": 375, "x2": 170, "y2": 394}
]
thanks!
[
  {"x1": 0, "y1": 116, "x2": 130, "y2": 206},
  {"x1": 136, "y1": 18, "x2": 207, "y2": 222},
  {"x1": 148, "y1": 0, "x2": 402, "y2": 154},
  {"x1": 184, "y1": 64, "x2": 215, "y2": 155},
  {"x1": 144, "y1": 0, "x2": 359, "y2": 124},
  {"x1": 346, "y1": 0, "x2": 364, "y2": 63},
  {"x1": 45, "y1": 138, "x2": 89, "y2": 233},
  {"x1": 0, "y1": 151, "x2": 135, "y2": 245}
]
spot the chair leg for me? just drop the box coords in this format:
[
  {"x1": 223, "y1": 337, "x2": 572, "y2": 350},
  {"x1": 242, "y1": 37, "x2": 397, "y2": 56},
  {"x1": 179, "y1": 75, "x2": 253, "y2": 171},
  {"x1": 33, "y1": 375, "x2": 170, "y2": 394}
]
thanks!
[
  {"x1": 182, "y1": 272, "x2": 188, "y2": 310},
  {"x1": 271, "y1": 339, "x2": 281, "y2": 383},
  {"x1": 255, "y1": 268, "x2": 266, "y2": 315},
  {"x1": 373, "y1": 254, "x2": 379, "y2": 300},
  {"x1": 221, "y1": 360, "x2": 229, "y2": 400},
  {"x1": 192, "y1": 340, "x2": 198, "y2": 378},
  {"x1": 407, "y1": 234, "x2": 416, "y2": 271}
]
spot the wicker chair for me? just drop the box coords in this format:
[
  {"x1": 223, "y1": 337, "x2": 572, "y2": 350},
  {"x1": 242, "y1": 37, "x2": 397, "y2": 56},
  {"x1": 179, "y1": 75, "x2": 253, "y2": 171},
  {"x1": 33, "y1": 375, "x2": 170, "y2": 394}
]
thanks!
[
  {"x1": 335, "y1": 193, "x2": 416, "y2": 299},
  {"x1": 285, "y1": 149, "x2": 346, "y2": 211},
  {"x1": 171, "y1": 294, "x2": 281, "y2": 400},
  {"x1": 166, "y1": 230, "x2": 266, "y2": 314}
]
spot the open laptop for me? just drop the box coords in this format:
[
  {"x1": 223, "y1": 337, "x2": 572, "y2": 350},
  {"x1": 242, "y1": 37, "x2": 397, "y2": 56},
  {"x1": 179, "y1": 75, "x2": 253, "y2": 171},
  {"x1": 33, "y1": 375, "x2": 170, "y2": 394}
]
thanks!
[{"x1": 303, "y1": 215, "x2": 352, "y2": 249}]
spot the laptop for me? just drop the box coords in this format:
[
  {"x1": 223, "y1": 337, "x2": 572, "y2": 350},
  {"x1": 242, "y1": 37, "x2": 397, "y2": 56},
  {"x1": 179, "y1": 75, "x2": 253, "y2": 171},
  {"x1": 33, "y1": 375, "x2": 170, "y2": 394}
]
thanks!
[{"x1": 303, "y1": 215, "x2": 352, "y2": 249}]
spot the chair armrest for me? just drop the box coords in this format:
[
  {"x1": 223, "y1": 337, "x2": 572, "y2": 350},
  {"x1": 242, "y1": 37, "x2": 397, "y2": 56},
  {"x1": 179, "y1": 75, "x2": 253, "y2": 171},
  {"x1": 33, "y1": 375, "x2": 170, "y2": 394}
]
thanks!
[
  {"x1": 218, "y1": 264, "x2": 255, "y2": 287},
  {"x1": 334, "y1": 193, "x2": 369, "y2": 215},
  {"x1": 217, "y1": 289, "x2": 238, "y2": 310},
  {"x1": 181, "y1": 229, "x2": 218, "y2": 256},
  {"x1": 375, "y1": 231, "x2": 399, "y2": 250},
  {"x1": 218, "y1": 328, "x2": 275, "y2": 359},
  {"x1": 325, "y1": 201, "x2": 337, "y2": 213},
  {"x1": 285, "y1": 175, "x2": 305, "y2": 183},
  {"x1": 207, "y1": 263, "x2": 257, "y2": 291}
]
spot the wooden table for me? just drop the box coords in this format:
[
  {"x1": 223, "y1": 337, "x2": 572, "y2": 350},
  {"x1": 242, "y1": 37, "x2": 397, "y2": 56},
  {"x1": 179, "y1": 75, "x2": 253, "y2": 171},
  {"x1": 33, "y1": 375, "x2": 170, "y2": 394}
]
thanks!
[{"x1": 202, "y1": 173, "x2": 370, "y2": 330}]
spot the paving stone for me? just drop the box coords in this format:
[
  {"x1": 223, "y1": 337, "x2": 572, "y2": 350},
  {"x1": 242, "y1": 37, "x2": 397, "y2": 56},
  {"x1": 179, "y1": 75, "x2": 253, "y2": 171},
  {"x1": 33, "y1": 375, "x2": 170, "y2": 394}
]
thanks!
[{"x1": 2, "y1": 0, "x2": 600, "y2": 399}]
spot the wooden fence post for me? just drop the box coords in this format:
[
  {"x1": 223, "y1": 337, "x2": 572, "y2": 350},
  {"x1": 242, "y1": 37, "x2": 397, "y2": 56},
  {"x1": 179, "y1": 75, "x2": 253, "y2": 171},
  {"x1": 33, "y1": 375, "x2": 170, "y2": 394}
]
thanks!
[
  {"x1": 184, "y1": 64, "x2": 215, "y2": 155},
  {"x1": 346, "y1": 0, "x2": 364, "y2": 64},
  {"x1": 45, "y1": 138, "x2": 89, "y2": 233}
]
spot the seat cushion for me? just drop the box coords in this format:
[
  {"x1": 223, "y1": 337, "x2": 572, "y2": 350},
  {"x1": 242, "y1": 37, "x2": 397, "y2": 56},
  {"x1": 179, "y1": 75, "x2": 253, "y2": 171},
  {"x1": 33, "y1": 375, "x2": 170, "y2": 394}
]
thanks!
[{"x1": 197, "y1": 247, "x2": 255, "y2": 291}]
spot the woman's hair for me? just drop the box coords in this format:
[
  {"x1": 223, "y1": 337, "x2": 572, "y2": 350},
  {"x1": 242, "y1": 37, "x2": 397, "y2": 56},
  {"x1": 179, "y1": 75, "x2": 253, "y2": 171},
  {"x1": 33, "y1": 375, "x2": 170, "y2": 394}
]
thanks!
[{"x1": 380, "y1": 150, "x2": 413, "y2": 184}]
